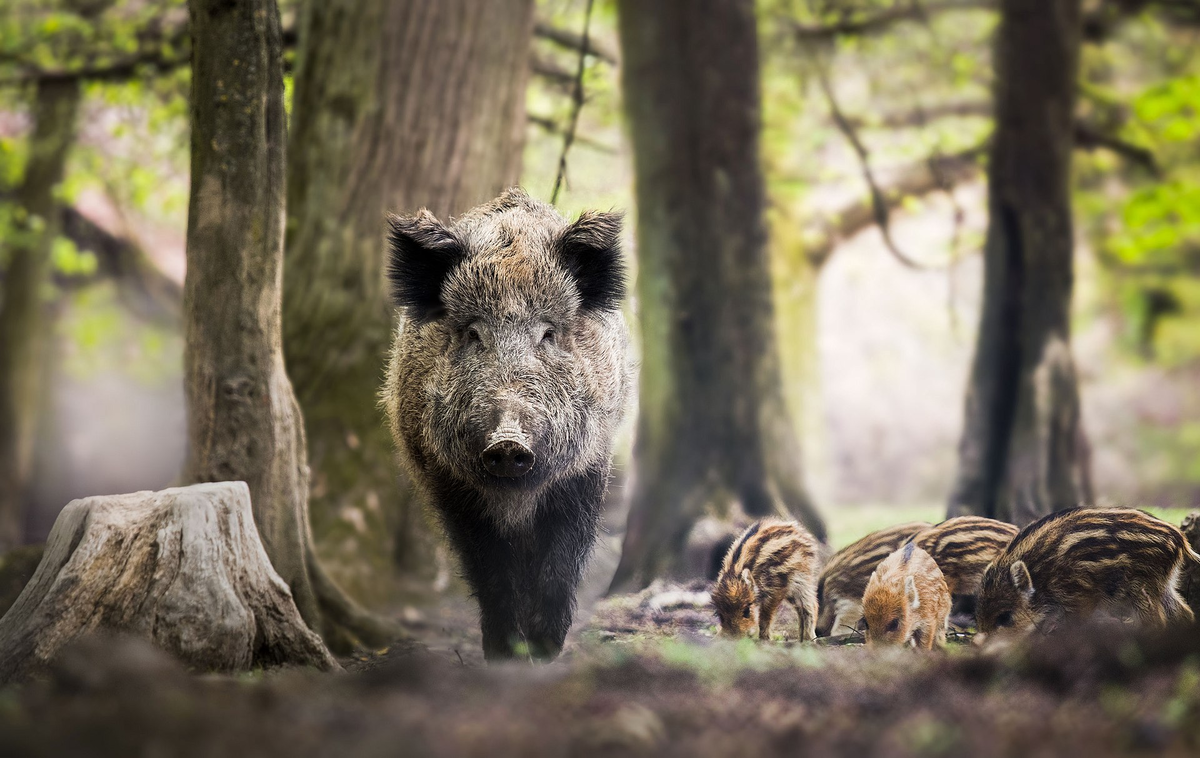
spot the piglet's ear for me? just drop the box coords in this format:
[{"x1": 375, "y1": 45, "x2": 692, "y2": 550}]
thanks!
[
  {"x1": 1009, "y1": 561, "x2": 1034, "y2": 597},
  {"x1": 386, "y1": 210, "x2": 465, "y2": 323},
  {"x1": 905, "y1": 575, "x2": 920, "y2": 611},
  {"x1": 555, "y1": 210, "x2": 626, "y2": 312}
]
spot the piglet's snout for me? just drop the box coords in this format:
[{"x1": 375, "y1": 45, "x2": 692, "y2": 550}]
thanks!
[{"x1": 480, "y1": 406, "x2": 535, "y2": 478}]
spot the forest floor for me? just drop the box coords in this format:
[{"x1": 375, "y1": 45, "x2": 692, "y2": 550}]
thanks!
[{"x1": 2, "y1": 576, "x2": 1200, "y2": 758}]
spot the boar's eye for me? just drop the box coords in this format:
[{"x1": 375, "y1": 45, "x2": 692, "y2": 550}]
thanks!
[
  {"x1": 995, "y1": 611, "x2": 1013, "y2": 628},
  {"x1": 885, "y1": 618, "x2": 900, "y2": 633},
  {"x1": 742, "y1": 607, "x2": 752, "y2": 619},
  {"x1": 540, "y1": 326, "x2": 556, "y2": 346},
  {"x1": 464, "y1": 326, "x2": 481, "y2": 343}
]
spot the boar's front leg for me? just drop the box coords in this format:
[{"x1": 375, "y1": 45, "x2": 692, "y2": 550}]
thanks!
[
  {"x1": 524, "y1": 468, "x2": 607, "y2": 660},
  {"x1": 430, "y1": 481, "x2": 526, "y2": 660}
]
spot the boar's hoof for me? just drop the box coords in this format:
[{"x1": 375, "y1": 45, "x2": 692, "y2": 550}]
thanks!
[{"x1": 481, "y1": 440, "x2": 536, "y2": 478}]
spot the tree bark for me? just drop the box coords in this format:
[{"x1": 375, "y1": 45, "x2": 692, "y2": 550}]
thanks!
[
  {"x1": 948, "y1": 0, "x2": 1089, "y2": 525},
  {"x1": 608, "y1": 0, "x2": 824, "y2": 593},
  {"x1": 0, "y1": 79, "x2": 81, "y2": 551},
  {"x1": 183, "y1": 0, "x2": 394, "y2": 650},
  {"x1": 282, "y1": 0, "x2": 533, "y2": 602},
  {"x1": 0, "y1": 483, "x2": 338, "y2": 684}
]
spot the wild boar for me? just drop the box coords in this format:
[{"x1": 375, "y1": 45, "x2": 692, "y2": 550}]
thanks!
[
  {"x1": 976, "y1": 508, "x2": 1200, "y2": 636},
  {"x1": 815, "y1": 521, "x2": 931, "y2": 637},
  {"x1": 861, "y1": 542, "x2": 951, "y2": 649},
  {"x1": 909, "y1": 516, "x2": 1018, "y2": 597},
  {"x1": 712, "y1": 518, "x2": 821, "y2": 641},
  {"x1": 382, "y1": 188, "x2": 631, "y2": 661}
]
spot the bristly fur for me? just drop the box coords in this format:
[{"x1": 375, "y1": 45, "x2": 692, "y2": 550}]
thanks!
[
  {"x1": 908, "y1": 516, "x2": 1018, "y2": 597},
  {"x1": 555, "y1": 210, "x2": 626, "y2": 312},
  {"x1": 386, "y1": 211, "x2": 465, "y2": 323},
  {"x1": 382, "y1": 187, "x2": 632, "y2": 662},
  {"x1": 976, "y1": 507, "x2": 1197, "y2": 635},
  {"x1": 712, "y1": 518, "x2": 821, "y2": 641},
  {"x1": 862, "y1": 544, "x2": 951, "y2": 649},
  {"x1": 815, "y1": 521, "x2": 931, "y2": 637}
]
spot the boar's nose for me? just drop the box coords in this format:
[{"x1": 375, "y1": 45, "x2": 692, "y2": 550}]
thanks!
[{"x1": 481, "y1": 440, "x2": 536, "y2": 478}]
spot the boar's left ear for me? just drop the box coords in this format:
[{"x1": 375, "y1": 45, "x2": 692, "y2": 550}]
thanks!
[
  {"x1": 386, "y1": 211, "x2": 465, "y2": 323},
  {"x1": 555, "y1": 211, "x2": 626, "y2": 312},
  {"x1": 1009, "y1": 561, "x2": 1034, "y2": 598}
]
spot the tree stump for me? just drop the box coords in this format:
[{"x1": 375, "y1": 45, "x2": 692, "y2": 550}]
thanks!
[
  {"x1": 0, "y1": 482, "x2": 340, "y2": 683},
  {"x1": 1182, "y1": 512, "x2": 1200, "y2": 615}
]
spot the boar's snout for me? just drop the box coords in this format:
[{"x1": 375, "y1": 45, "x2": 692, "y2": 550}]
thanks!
[{"x1": 481, "y1": 440, "x2": 536, "y2": 478}]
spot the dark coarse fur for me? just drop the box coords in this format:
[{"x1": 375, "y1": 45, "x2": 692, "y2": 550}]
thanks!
[
  {"x1": 908, "y1": 516, "x2": 1018, "y2": 597},
  {"x1": 976, "y1": 507, "x2": 1200, "y2": 635},
  {"x1": 382, "y1": 188, "x2": 631, "y2": 661}
]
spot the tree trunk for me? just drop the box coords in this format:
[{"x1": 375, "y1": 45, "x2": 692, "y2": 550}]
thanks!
[
  {"x1": 0, "y1": 483, "x2": 338, "y2": 684},
  {"x1": 183, "y1": 0, "x2": 393, "y2": 650},
  {"x1": 948, "y1": 0, "x2": 1088, "y2": 526},
  {"x1": 609, "y1": 0, "x2": 824, "y2": 593},
  {"x1": 282, "y1": 0, "x2": 533, "y2": 603},
  {"x1": 0, "y1": 79, "x2": 81, "y2": 551}
]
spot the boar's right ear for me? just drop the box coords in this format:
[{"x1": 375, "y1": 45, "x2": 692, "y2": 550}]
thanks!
[
  {"x1": 555, "y1": 210, "x2": 626, "y2": 312},
  {"x1": 386, "y1": 211, "x2": 465, "y2": 323},
  {"x1": 1009, "y1": 561, "x2": 1034, "y2": 598}
]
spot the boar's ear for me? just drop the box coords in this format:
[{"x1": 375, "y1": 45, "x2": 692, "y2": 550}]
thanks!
[
  {"x1": 1009, "y1": 561, "x2": 1034, "y2": 598},
  {"x1": 386, "y1": 211, "x2": 465, "y2": 323},
  {"x1": 555, "y1": 211, "x2": 626, "y2": 312},
  {"x1": 905, "y1": 575, "x2": 920, "y2": 611}
]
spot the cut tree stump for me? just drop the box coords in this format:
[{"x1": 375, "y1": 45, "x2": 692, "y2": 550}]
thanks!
[{"x1": 0, "y1": 482, "x2": 340, "y2": 683}]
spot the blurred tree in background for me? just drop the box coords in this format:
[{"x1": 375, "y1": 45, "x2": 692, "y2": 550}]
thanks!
[
  {"x1": 282, "y1": 0, "x2": 535, "y2": 605},
  {"x1": 0, "y1": 0, "x2": 1199, "y2": 603},
  {"x1": 609, "y1": 0, "x2": 823, "y2": 592}
]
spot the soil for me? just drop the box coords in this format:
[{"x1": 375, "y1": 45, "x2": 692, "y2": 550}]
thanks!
[{"x1": 1, "y1": 580, "x2": 1199, "y2": 757}]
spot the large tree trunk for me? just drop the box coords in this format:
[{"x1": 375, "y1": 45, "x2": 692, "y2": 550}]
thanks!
[
  {"x1": 282, "y1": 0, "x2": 533, "y2": 602},
  {"x1": 183, "y1": 0, "x2": 393, "y2": 650},
  {"x1": 0, "y1": 483, "x2": 338, "y2": 684},
  {"x1": 0, "y1": 79, "x2": 81, "y2": 551},
  {"x1": 948, "y1": 0, "x2": 1089, "y2": 525},
  {"x1": 608, "y1": 0, "x2": 824, "y2": 593}
]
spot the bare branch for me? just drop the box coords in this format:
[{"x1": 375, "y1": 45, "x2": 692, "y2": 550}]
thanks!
[
  {"x1": 534, "y1": 20, "x2": 617, "y2": 64},
  {"x1": 550, "y1": 0, "x2": 595, "y2": 205},
  {"x1": 804, "y1": 143, "x2": 986, "y2": 268},
  {"x1": 813, "y1": 55, "x2": 935, "y2": 270},
  {"x1": 530, "y1": 56, "x2": 577, "y2": 88},
  {"x1": 1073, "y1": 121, "x2": 1160, "y2": 177},
  {"x1": 528, "y1": 113, "x2": 616, "y2": 154},
  {"x1": 790, "y1": 0, "x2": 994, "y2": 39},
  {"x1": 844, "y1": 100, "x2": 991, "y2": 129}
]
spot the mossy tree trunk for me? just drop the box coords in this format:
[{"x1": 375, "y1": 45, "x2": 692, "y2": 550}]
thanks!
[
  {"x1": 0, "y1": 79, "x2": 81, "y2": 552},
  {"x1": 183, "y1": 0, "x2": 393, "y2": 650},
  {"x1": 949, "y1": 0, "x2": 1089, "y2": 526},
  {"x1": 609, "y1": 0, "x2": 824, "y2": 593},
  {"x1": 282, "y1": 0, "x2": 534, "y2": 601}
]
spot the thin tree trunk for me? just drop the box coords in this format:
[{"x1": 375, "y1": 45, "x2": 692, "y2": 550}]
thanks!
[
  {"x1": 283, "y1": 0, "x2": 533, "y2": 602},
  {"x1": 949, "y1": 0, "x2": 1088, "y2": 525},
  {"x1": 0, "y1": 79, "x2": 81, "y2": 551},
  {"x1": 183, "y1": 0, "x2": 394, "y2": 649},
  {"x1": 609, "y1": 0, "x2": 824, "y2": 593}
]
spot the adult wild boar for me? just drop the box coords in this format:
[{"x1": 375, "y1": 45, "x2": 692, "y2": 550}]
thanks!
[{"x1": 383, "y1": 188, "x2": 631, "y2": 660}]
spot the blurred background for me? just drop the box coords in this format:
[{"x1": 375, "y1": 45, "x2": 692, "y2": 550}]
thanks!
[{"x1": 1, "y1": 0, "x2": 1198, "y2": 612}]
